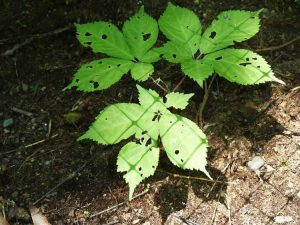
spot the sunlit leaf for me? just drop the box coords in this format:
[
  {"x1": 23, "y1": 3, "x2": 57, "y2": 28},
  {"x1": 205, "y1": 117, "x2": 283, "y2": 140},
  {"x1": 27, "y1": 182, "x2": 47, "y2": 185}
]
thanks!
[
  {"x1": 199, "y1": 10, "x2": 262, "y2": 54},
  {"x1": 117, "y1": 142, "x2": 159, "y2": 200}
]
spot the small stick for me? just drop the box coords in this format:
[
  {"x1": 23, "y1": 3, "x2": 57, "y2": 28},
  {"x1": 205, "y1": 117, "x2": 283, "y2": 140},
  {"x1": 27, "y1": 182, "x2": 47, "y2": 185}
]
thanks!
[
  {"x1": 255, "y1": 35, "x2": 300, "y2": 52},
  {"x1": 150, "y1": 77, "x2": 168, "y2": 92},
  {"x1": 89, "y1": 189, "x2": 149, "y2": 218},
  {"x1": 2, "y1": 26, "x2": 70, "y2": 56},
  {"x1": 157, "y1": 169, "x2": 230, "y2": 184},
  {"x1": 47, "y1": 119, "x2": 52, "y2": 139},
  {"x1": 172, "y1": 76, "x2": 186, "y2": 92},
  {"x1": 25, "y1": 134, "x2": 58, "y2": 148},
  {"x1": 12, "y1": 107, "x2": 33, "y2": 117}
]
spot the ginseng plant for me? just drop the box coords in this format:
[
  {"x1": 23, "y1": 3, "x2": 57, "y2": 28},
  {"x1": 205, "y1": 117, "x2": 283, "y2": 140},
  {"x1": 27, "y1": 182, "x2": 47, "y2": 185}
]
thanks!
[{"x1": 65, "y1": 3, "x2": 284, "y2": 199}]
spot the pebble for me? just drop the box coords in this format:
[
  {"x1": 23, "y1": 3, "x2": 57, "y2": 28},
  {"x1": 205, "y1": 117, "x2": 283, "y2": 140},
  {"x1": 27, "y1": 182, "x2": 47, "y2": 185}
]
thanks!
[
  {"x1": 247, "y1": 156, "x2": 265, "y2": 171},
  {"x1": 274, "y1": 215, "x2": 293, "y2": 224},
  {"x1": 3, "y1": 118, "x2": 13, "y2": 128}
]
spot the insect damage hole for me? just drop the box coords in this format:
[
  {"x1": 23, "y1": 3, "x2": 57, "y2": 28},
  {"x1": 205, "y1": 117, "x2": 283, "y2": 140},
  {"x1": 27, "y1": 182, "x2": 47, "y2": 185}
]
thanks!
[
  {"x1": 215, "y1": 56, "x2": 222, "y2": 60},
  {"x1": 209, "y1": 31, "x2": 216, "y2": 39},
  {"x1": 172, "y1": 53, "x2": 177, "y2": 59},
  {"x1": 85, "y1": 32, "x2": 92, "y2": 36},
  {"x1": 175, "y1": 150, "x2": 180, "y2": 155},
  {"x1": 240, "y1": 62, "x2": 251, "y2": 66},
  {"x1": 101, "y1": 34, "x2": 107, "y2": 39},
  {"x1": 142, "y1": 33, "x2": 151, "y2": 41},
  {"x1": 93, "y1": 81, "x2": 99, "y2": 89}
]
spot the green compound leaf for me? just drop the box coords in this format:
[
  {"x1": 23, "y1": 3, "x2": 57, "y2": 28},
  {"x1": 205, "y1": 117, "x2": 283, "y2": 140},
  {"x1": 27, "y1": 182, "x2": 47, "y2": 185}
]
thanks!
[
  {"x1": 123, "y1": 6, "x2": 159, "y2": 60},
  {"x1": 131, "y1": 63, "x2": 154, "y2": 81},
  {"x1": 181, "y1": 60, "x2": 214, "y2": 87},
  {"x1": 78, "y1": 103, "x2": 159, "y2": 144},
  {"x1": 199, "y1": 10, "x2": 262, "y2": 54},
  {"x1": 165, "y1": 92, "x2": 194, "y2": 109},
  {"x1": 117, "y1": 142, "x2": 159, "y2": 200},
  {"x1": 159, "y1": 2, "x2": 201, "y2": 54},
  {"x1": 76, "y1": 22, "x2": 133, "y2": 60},
  {"x1": 79, "y1": 85, "x2": 210, "y2": 199},
  {"x1": 159, "y1": 114, "x2": 211, "y2": 178},
  {"x1": 64, "y1": 58, "x2": 134, "y2": 92},
  {"x1": 205, "y1": 49, "x2": 285, "y2": 85},
  {"x1": 68, "y1": 7, "x2": 159, "y2": 92},
  {"x1": 156, "y1": 41, "x2": 193, "y2": 63}
]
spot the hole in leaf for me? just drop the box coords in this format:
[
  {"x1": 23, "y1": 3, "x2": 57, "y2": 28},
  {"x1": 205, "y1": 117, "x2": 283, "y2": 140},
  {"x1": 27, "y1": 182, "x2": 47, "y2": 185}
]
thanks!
[
  {"x1": 181, "y1": 159, "x2": 184, "y2": 162},
  {"x1": 132, "y1": 57, "x2": 139, "y2": 63},
  {"x1": 117, "y1": 64, "x2": 121, "y2": 67},
  {"x1": 141, "y1": 137, "x2": 144, "y2": 142},
  {"x1": 138, "y1": 167, "x2": 142, "y2": 171},
  {"x1": 246, "y1": 58, "x2": 249, "y2": 61},
  {"x1": 175, "y1": 150, "x2": 180, "y2": 155},
  {"x1": 101, "y1": 34, "x2": 107, "y2": 39},
  {"x1": 89, "y1": 80, "x2": 93, "y2": 83},
  {"x1": 98, "y1": 61, "x2": 102, "y2": 64},
  {"x1": 85, "y1": 41, "x2": 92, "y2": 45},
  {"x1": 209, "y1": 31, "x2": 216, "y2": 39},
  {"x1": 172, "y1": 54, "x2": 177, "y2": 58},
  {"x1": 140, "y1": 174, "x2": 143, "y2": 177},
  {"x1": 108, "y1": 66, "x2": 111, "y2": 68},
  {"x1": 250, "y1": 16, "x2": 255, "y2": 19},
  {"x1": 257, "y1": 66, "x2": 261, "y2": 68},
  {"x1": 142, "y1": 131, "x2": 148, "y2": 135},
  {"x1": 145, "y1": 139, "x2": 151, "y2": 146},
  {"x1": 240, "y1": 62, "x2": 251, "y2": 66},
  {"x1": 252, "y1": 57, "x2": 257, "y2": 60},
  {"x1": 87, "y1": 65, "x2": 93, "y2": 68},
  {"x1": 162, "y1": 96, "x2": 167, "y2": 103},
  {"x1": 142, "y1": 33, "x2": 151, "y2": 41},
  {"x1": 93, "y1": 82, "x2": 99, "y2": 89},
  {"x1": 159, "y1": 54, "x2": 164, "y2": 58},
  {"x1": 152, "y1": 165, "x2": 155, "y2": 168},
  {"x1": 215, "y1": 56, "x2": 222, "y2": 60},
  {"x1": 85, "y1": 32, "x2": 92, "y2": 36},
  {"x1": 76, "y1": 79, "x2": 79, "y2": 83}
]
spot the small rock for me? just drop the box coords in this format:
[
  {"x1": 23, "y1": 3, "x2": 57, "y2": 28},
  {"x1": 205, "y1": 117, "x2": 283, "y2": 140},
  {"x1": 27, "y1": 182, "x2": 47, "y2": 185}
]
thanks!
[
  {"x1": 274, "y1": 215, "x2": 293, "y2": 224},
  {"x1": 247, "y1": 156, "x2": 264, "y2": 171},
  {"x1": 132, "y1": 219, "x2": 140, "y2": 224},
  {"x1": 3, "y1": 118, "x2": 13, "y2": 128},
  {"x1": 21, "y1": 82, "x2": 29, "y2": 92},
  {"x1": 142, "y1": 222, "x2": 151, "y2": 225}
]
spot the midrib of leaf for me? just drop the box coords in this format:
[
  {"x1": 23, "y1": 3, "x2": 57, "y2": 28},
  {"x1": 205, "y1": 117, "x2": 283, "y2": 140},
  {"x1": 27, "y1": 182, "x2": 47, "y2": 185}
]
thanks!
[{"x1": 119, "y1": 145, "x2": 152, "y2": 173}]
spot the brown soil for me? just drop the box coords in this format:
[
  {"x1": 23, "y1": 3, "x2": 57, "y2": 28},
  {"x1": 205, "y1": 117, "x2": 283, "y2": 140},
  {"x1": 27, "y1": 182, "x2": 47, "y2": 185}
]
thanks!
[{"x1": 1, "y1": 0, "x2": 299, "y2": 224}]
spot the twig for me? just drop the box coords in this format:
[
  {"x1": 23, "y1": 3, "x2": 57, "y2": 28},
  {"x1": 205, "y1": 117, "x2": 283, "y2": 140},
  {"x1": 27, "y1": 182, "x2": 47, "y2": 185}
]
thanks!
[
  {"x1": 172, "y1": 76, "x2": 186, "y2": 92},
  {"x1": 47, "y1": 119, "x2": 52, "y2": 139},
  {"x1": 197, "y1": 74, "x2": 217, "y2": 128},
  {"x1": 150, "y1": 77, "x2": 168, "y2": 92},
  {"x1": 2, "y1": 26, "x2": 71, "y2": 56},
  {"x1": 12, "y1": 107, "x2": 33, "y2": 117},
  {"x1": 255, "y1": 35, "x2": 300, "y2": 52},
  {"x1": 89, "y1": 189, "x2": 149, "y2": 218},
  {"x1": 157, "y1": 169, "x2": 230, "y2": 184},
  {"x1": 25, "y1": 134, "x2": 58, "y2": 148}
]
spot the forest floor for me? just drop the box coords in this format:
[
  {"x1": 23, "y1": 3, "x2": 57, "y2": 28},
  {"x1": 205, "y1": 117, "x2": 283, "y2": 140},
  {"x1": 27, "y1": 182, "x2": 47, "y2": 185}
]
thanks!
[{"x1": 1, "y1": 0, "x2": 300, "y2": 224}]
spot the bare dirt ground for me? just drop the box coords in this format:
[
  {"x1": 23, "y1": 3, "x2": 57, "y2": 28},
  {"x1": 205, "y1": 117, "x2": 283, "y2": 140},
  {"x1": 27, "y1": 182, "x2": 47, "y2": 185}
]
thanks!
[{"x1": 0, "y1": 0, "x2": 299, "y2": 224}]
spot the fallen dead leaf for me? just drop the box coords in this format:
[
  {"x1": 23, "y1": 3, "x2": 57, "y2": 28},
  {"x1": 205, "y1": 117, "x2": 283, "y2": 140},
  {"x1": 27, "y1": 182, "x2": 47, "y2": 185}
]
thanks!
[{"x1": 29, "y1": 205, "x2": 51, "y2": 225}]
